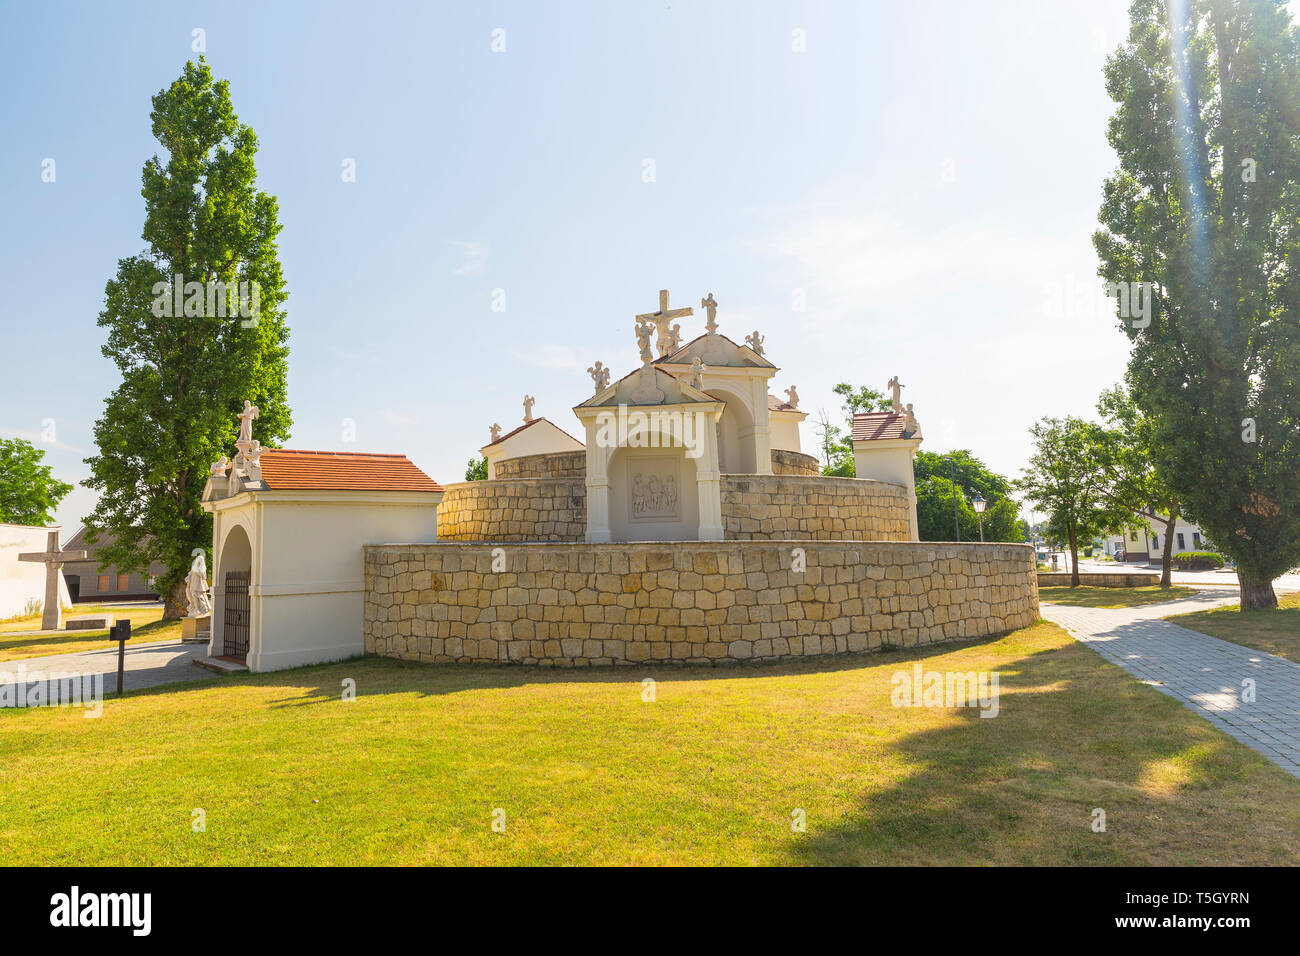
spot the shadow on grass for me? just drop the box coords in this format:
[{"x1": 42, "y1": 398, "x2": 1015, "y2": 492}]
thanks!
[{"x1": 779, "y1": 634, "x2": 1279, "y2": 865}]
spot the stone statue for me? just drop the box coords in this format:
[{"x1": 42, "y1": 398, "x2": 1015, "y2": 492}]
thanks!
[
  {"x1": 237, "y1": 400, "x2": 259, "y2": 445},
  {"x1": 490, "y1": 423, "x2": 502, "y2": 442},
  {"x1": 210, "y1": 456, "x2": 230, "y2": 478},
  {"x1": 689, "y1": 357, "x2": 706, "y2": 389},
  {"x1": 745, "y1": 330, "x2": 765, "y2": 355},
  {"x1": 701, "y1": 293, "x2": 718, "y2": 334},
  {"x1": 244, "y1": 440, "x2": 264, "y2": 481},
  {"x1": 887, "y1": 376, "x2": 905, "y2": 414},
  {"x1": 523, "y1": 395, "x2": 535, "y2": 423},
  {"x1": 587, "y1": 361, "x2": 611, "y2": 393},
  {"x1": 636, "y1": 289, "x2": 693, "y2": 358},
  {"x1": 666, "y1": 324, "x2": 682, "y2": 351},
  {"x1": 635, "y1": 320, "x2": 654, "y2": 364},
  {"x1": 903, "y1": 403, "x2": 920, "y2": 436},
  {"x1": 784, "y1": 385, "x2": 799, "y2": 408},
  {"x1": 185, "y1": 551, "x2": 212, "y2": 619}
]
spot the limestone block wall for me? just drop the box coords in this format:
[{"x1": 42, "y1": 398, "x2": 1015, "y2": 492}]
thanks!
[
  {"x1": 364, "y1": 541, "x2": 1039, "y2": 666},
  {"x1": 770, "y1": 448, "x2": 820, "y2": 476},
  {"x1": 436, "y1": 479, "x2": 586, "y2": 542},
  {"x1": 492, "y1": 451, "x2": 586, "y2": 480},
  {"x1": 721, "y1": 475, "x2": 911, "y2": 541}
]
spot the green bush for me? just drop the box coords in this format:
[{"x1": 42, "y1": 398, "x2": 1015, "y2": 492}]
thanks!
[{"x1": 1172, "y1": 551, "x2": 1224, "y2": 570}]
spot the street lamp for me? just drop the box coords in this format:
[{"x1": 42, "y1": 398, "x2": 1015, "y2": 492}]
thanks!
[{"x1": 972, "y1": 493, "x2": 986, "y2": 542}]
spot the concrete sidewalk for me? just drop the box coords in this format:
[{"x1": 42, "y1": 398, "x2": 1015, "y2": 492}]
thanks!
[
  {"x1": 0, "y1": 639, "x2": 215, "y2": 697},
  {"x1": 1042, "y1": 591, "x2": 1300, "y2": 779}
]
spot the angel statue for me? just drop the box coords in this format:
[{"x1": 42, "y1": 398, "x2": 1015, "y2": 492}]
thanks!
[
  {"x1": 587, "y1": 361, "x2": 611, "y2": 394},
  {"x1": 745, "y1": 330, "x2": 765, "y2": 356}
]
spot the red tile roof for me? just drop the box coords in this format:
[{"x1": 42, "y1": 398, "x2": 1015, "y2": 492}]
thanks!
[
  {"x1": 258, "y1": 449, "x2": 443, "y2": 492},
  {"x1": 852, "y1": 412, "x2": 912, "y2": 442}
]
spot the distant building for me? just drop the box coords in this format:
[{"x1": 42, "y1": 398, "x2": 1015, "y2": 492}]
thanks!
[
  {"x1": 1103, "y1": 515, "x2": 1210, "y2": 563},
  {"x1": 59, "y1": 527, "x2": 166, "y2": 603}
]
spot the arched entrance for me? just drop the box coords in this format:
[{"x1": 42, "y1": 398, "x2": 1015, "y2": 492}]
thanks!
[
  {"x1": 218, "y1": 524, "x2": 252, "y2": 659},
  {"x1": 711, "y1": 387, "x2": 757, "y2": 473}
]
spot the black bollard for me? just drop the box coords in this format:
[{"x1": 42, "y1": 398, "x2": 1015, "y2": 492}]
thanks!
[{"x1": 110, "y1": 620, "x2": 131, "y2": 696}]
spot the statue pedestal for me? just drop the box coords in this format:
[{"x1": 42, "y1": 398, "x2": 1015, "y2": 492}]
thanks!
[{"x1": 181, "y1": 616, "x2": 211, "y2": 644}]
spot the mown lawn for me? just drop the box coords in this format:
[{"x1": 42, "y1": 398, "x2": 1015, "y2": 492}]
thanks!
[
  {"x1": 1038, "y1": 585, "x2": 1197, "y2": 609},
  {"x1": 0, "y1": 604, "x2": 180, "y2": 662},
  {"x1": 1, "y1": 620, "x2": 1296, "y2": 866},
  {"x1": 1167, "y1": 591, "x2": 1300, "y2": 663}
]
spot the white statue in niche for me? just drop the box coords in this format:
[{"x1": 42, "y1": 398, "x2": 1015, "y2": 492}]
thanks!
[
  {"x1": 784, "y1": 385, "x2": 800, "y2": 408},
  {"x1": 587, "y1": 361, "x2": 610, "y2": 393},
  {"x1": 701, "y1": 293, "x2": 718, "y2": 333},
  {"x1": 489, "y1": 423, "x2": 502, "y2": 442},
  {"x1": 745, "y1": 330, "x2": 765, "y2": 355},
  {"x1": 689, "y1": 357, "x2": 706, "y2": 389},
  {"x1": 523, "y1": 395, "x2": 535, "y2": 423},
  {"x1": 887, "y1": 375, "x2": 905, "y2": 414},
  {"x1": 185, "y1": 551, "x2": 212, "y2": 619}
]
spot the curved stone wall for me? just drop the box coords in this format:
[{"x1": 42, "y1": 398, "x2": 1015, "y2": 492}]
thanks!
[
  {"x1": 493, "y1": 451, "x2": 586, "y2": 480},
  {"x1": 721, "y1": 475, "x2": 911, "y2": 541},
  {"x1": 436, "y1": 479, "x2": 586, "y2": 542},
  {"x1": 363, "y1": 541, "x2": 1039, "y2": 666},
  {"x1": 770, "y1": 448, "x2": 819, "y2": 476}
]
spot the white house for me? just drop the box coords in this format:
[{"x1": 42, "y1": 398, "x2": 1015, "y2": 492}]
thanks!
[
  {"x1": 850, "y1": 409, "x2": 923, "y2": 540},
  {"x1": 482, "y1": 417, "x2": 584, "y2": 478},
  {"x1": 1105, "y1": 515, "x2": 1211, "y2": 562},
  {"x1": 0, "y1": 522, "x2": 73, "y2": 620}
]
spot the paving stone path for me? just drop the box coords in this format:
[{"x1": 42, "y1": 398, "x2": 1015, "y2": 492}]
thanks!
[{"x1": 1042, "y1": 589, "x2": 1300, "y2": 779}]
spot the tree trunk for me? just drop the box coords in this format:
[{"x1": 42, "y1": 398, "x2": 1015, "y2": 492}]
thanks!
[
  {"x1": 163, "y1": 579, "x2": 187, "y2": 620},
  {"x1": 1068, "y1": 527, "x2": 1080, "y2": 588},
  {"x1": 1159, "y1": 510, "x2": 1178, "y2": 588},
  {"x1": 1237, "y1": 569, "x2": 1277, "y2": 611}
]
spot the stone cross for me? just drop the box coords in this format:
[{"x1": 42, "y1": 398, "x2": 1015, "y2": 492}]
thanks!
[
  {"x1": 18, "y1": 530, "x2": 86, "y2": 631},
  {"x1": 701, "y1": 293, "x2": 719, "y2": 333},
  {"x1": 522, "y1": 395, "x2": 535, "y2": 423},
  {"x1": 887, "y1": 376, "x2": 905, "y2": 414},
  {"x1": 636, "y1": 289, "x2": 693, "y2": 358}
]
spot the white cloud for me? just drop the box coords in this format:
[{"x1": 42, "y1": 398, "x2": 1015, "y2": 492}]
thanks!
[{"x1": 448, "y1": 240, "x2": 490, "y2": 277}]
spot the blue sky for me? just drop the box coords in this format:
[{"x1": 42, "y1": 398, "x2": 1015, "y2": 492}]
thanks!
[{"x1": 2, "y1": 0, "x2": 1203, "y2": 530}]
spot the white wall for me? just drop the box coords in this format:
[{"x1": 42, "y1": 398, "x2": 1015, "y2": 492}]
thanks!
[
  {"x1": 0, "y1": 523, "x2": 70, "y2": 619},
  {"x1": 853, "y1": 440, "x2": 921, "y2": 541},
  {"x1": 608, "y1": 446, "x2": 701, "y2": 542},
  {"x1": 485, "y1": 421, "x2": 583, "y2": 478},
  {"x1": 769, "y1": 412, "x2": 804, "y2": 453}
]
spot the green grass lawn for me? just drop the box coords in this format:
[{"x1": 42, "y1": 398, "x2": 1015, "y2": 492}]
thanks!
[
  {"x1": 1166, "y1": 592, "x2": 1300, "y2": 662},
  {"x1": 0, "y1": 604, "x2": 179, "y2": 662},
  {"x1": 1, "y1": 620, "x2": 1296, "y2": 865},
  {"x1": 1038, "y1": 585, "x2": 1197, "y2": 608}
]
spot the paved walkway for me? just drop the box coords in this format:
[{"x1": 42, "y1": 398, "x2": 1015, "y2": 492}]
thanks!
[
  {"x1": 1042, "y1": 589, "x2": 1300, "y2": 778},
  {"x1": 0, "y1": 639, "x2": 214, "y2": 699}
]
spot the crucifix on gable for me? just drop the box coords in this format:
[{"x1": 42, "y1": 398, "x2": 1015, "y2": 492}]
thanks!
[{"x1": 635, "y1": 289, "x2": 694, "y2": 359}]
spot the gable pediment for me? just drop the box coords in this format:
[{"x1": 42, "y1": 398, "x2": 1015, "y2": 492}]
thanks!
[
  {"x1": 659, "y1": 332, "x2": 775, "y2": 369},
  {"x1": 577, "y1": 364, "x2": 719, "y2": 409}
]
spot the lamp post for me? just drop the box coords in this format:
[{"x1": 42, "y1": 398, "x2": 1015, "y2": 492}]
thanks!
[{"x1": 972, "y1": 493, "x2": 986, "y2": 543}]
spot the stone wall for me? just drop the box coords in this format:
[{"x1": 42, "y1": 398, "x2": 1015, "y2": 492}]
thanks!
[
  {"x1": 721, "y1": 475, "x2": 911, "y2": 541},
  {"x1": 436, "y1": 479, "x2": 586, "y2": 542},
  {"x1": 493, "y1": 451, "x2": 586, "y2": 480},
  {"x1": 364, "y1": 541, "x2": 1039, "y2": 666},
  {"x1": 770, "y1": 448, "x2": 820, "y2": 476},
  {"x1": 1037, "y1": 571, "x2": 1161, "y2": 588}
]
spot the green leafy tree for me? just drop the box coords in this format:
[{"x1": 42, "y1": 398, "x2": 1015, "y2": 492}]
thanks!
[
  {"x1": 0, "y1": 438, "x2": 73, "y2": 526},
  {"x1": 1016, "y1": 417, "x2": 1131, "y2": 586},
  {"x1": 914, "y1": 450, "x2": 1027, "y2": 542},
  {"x1": 465, "y1": 456, "x2": 488, "y2": 481},
  {"x1": 1093, "y1": 0, "x2": 1300, "y2": 609},
  {"x1": 1097, "y1": 383, "x2": 1185, "y2": 586},
  {"x1": 816, "y1": 382, "x2": 892, "y2": 477},
  {"x1": 82, "y1": 59, "x2": 291, "y2": 618}
]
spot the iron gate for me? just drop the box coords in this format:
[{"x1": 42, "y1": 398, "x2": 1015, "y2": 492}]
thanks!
[{"x1": 223, "y1": 570, "x2": 250, "y2": 659}]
